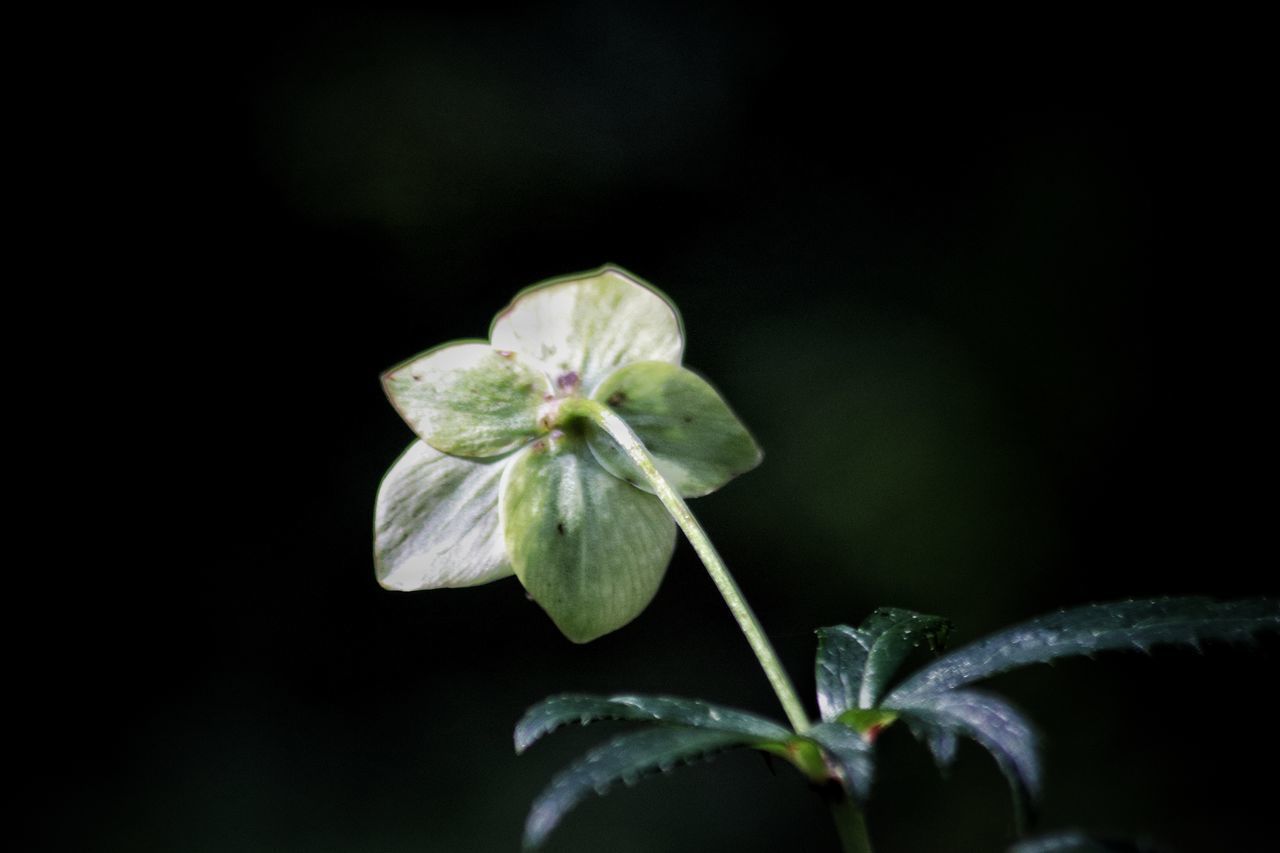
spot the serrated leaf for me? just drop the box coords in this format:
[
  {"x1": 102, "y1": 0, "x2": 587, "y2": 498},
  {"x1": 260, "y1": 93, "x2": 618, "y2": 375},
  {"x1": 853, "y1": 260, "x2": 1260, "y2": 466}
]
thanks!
[
  {"x1": 923, "y1": 726, "x2": 958, "y2": 770},
  {"x1": 803, "y1": 721, "x2": 876, "y2": 803},
  {"x1": 888, "y1": 597, "x2": 1280, "y2": 704},
  {"x1": 857, "y1": 608, "x2": 952, "y2": 709},
  {"x1": 588, "y1": 361, "x2": 762, "y2": 498},
  {"x1": 382, "y1": 341, "x2": 549, "y2": 457},
  {"x1": 892, "y1": 689, "x2": 1039, "y2": 829},
  {"x1": 501, "y1": 436, "x2": 676, "y2": 643},
  {"x1": 815, "y1": 626, "x2": 870, "y2": 721},
  {"x1": 523, "y1": 727, "x2": 750, "y2": 850},
  {"x1": 514, "y1": 693, "x2": 791, "y2": 754},
  {"x1": 815, "y1": 609, "x2": 950, "y2": 720}
]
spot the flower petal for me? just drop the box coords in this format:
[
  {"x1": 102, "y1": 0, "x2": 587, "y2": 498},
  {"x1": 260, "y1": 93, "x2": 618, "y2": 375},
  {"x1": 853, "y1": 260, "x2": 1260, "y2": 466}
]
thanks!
[
  {"x1": 500, "y1": 436, "x2": 677, "y2": 643},
  {"x1": 489, "y1": 266, "x2": 684, "y2": 395},
  {"x1": 588, "y1": 361, "x2": 763, "y2": 498},
  {"x1": 383, "y1": 342, "x2": 551, "y2": 457},
  {"x1": 374, "y1": 440, "x2": 514, "y2": 589}
]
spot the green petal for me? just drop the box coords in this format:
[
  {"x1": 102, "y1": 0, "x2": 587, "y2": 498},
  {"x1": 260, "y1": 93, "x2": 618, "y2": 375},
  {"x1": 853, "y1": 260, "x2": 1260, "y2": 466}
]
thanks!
[
  {"x1": 374, "y1": 440, "x2": 514, "y2": 590},
  {"x1": 489, "y1": 266, "x2": 684, "y2": 396},
  {"x1": 383, "y1": 341, "x2": 550, "y2": 457},
  {"x1": 500, "y1": 436, "x2": 677, "y2": 643},
  {"x1": 588, "y1": 361, "x2": 763, "y2": 498}
]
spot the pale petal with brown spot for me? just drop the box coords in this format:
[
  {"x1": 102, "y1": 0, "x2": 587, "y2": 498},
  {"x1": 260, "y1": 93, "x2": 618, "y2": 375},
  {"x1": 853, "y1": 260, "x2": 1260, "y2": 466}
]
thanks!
[
  {"x1": 589, "y1": 361, "x2": 763, "y2": 497},
  {"x1": 500, "y1": 437, "x2": 677, "y2": 643},
  {"x1": 489, "y1": 267, "x2": 684, "y2": 396},
  {"x1": 383, "y1": 342, "x2": 551, "y2": 457}
]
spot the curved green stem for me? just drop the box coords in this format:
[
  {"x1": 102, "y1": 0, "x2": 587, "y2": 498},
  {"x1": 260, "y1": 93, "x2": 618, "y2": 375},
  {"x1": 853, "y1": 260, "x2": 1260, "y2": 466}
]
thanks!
[
  {"x1": 575, "y1": 398, "x2": 811, "y2": 734},
  {"x1": 828, "y1": 793, "x2": 874, "y2": 853}
]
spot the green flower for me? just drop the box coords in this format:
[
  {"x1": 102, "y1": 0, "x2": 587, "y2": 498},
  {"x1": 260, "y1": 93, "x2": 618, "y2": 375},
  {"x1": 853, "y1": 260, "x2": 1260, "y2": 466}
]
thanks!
[{"x1": 375, "y1": 266, "x2": 762, "y2": 642}]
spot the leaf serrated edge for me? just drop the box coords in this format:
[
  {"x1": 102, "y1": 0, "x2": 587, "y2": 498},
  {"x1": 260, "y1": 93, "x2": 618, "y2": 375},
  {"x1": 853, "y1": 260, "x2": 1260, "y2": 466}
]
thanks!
[{"x1": 522, "y1": 727, "x2": 767, "y2": 850}]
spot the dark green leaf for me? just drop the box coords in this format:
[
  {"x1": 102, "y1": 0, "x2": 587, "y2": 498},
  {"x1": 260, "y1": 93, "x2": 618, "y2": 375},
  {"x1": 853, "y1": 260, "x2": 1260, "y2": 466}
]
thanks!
[
  {"x1": 893, "y1": 689, "x2": 1039, "y2": 829},
  {"x1": 922, "y1": 726, "x2": 958, "y2": 770},
  {"x1": 514, "y1": 693, "x2": 791, "y2": 754},
  {"x1": 815, "y1": 626, "x2": 869, "y2": 721},
  {"x1": 803, "y1": 721, "x2": 875, "y2": 803},
  {"x1": 815, "y1": 609, "x2": 950, "y2": 720},
  {"x1": 523, "y1": 727, "x2": 750, "y2": 849},
  {"x1": 888, "y1": 597, "x2": 1280, "y2": 704},
  {"x1": 857, "y1": 608, "x2": 952, "y2": 708}
]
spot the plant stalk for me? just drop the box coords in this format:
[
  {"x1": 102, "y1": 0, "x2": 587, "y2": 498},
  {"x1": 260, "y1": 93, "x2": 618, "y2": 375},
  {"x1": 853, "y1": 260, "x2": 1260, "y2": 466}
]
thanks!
[
  {"x1": 579, "y1": 399, "x2": 811, "y2": 734},
  {"x1": 828, "y1": 792, "x2": 874, "y2": 853}
]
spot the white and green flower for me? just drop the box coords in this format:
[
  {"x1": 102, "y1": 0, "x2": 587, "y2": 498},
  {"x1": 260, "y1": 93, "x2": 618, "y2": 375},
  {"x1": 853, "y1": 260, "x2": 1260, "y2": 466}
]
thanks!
[{"x1": 375, "y1": 266, "x2": 762, "y2": 642}]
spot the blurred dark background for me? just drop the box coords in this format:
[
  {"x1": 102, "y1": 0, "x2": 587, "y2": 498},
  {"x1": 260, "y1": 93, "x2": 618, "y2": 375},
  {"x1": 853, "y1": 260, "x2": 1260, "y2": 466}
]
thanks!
[{"x1": 30, "y1": 4, "x2": 1276, "y2": 852}]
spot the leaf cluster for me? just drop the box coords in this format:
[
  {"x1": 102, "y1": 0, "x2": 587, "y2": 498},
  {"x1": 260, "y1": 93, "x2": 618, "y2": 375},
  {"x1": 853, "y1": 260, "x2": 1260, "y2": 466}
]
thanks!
[{"x1": 514, "y1": 597, "x2": 1278, "y2": 848}]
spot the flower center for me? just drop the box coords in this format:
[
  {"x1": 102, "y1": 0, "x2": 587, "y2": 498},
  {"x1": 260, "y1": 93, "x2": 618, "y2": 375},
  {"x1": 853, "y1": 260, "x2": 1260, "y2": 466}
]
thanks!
[
  {"x1": 555, "y1": 371, "x2": 581, "y2": 393},
  {"x1": 536, "y1": 372, "x2": 590, "y2": 436}
]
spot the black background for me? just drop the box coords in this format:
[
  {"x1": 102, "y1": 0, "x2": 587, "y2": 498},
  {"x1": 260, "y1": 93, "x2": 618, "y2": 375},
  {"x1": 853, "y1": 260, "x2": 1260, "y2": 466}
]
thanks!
[{"x1": 27, "y1": 5, "x2": 1276, "y2": 852}]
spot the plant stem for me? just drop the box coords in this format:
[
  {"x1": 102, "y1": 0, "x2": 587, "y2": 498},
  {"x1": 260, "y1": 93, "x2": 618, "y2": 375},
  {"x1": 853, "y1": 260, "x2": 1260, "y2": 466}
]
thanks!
[
  {"x1": 579, "y1": 399, "x2": 812, "y2": 734},
  {"x1": 828, "y1": 793, "x2": 874, "y2": 853}
]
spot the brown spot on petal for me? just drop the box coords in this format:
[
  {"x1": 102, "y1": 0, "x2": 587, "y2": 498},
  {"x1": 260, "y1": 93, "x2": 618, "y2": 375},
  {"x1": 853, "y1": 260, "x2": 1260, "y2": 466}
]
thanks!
[{"x1": 607, "y1": 391, "x2": 627, "y2": 406}]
